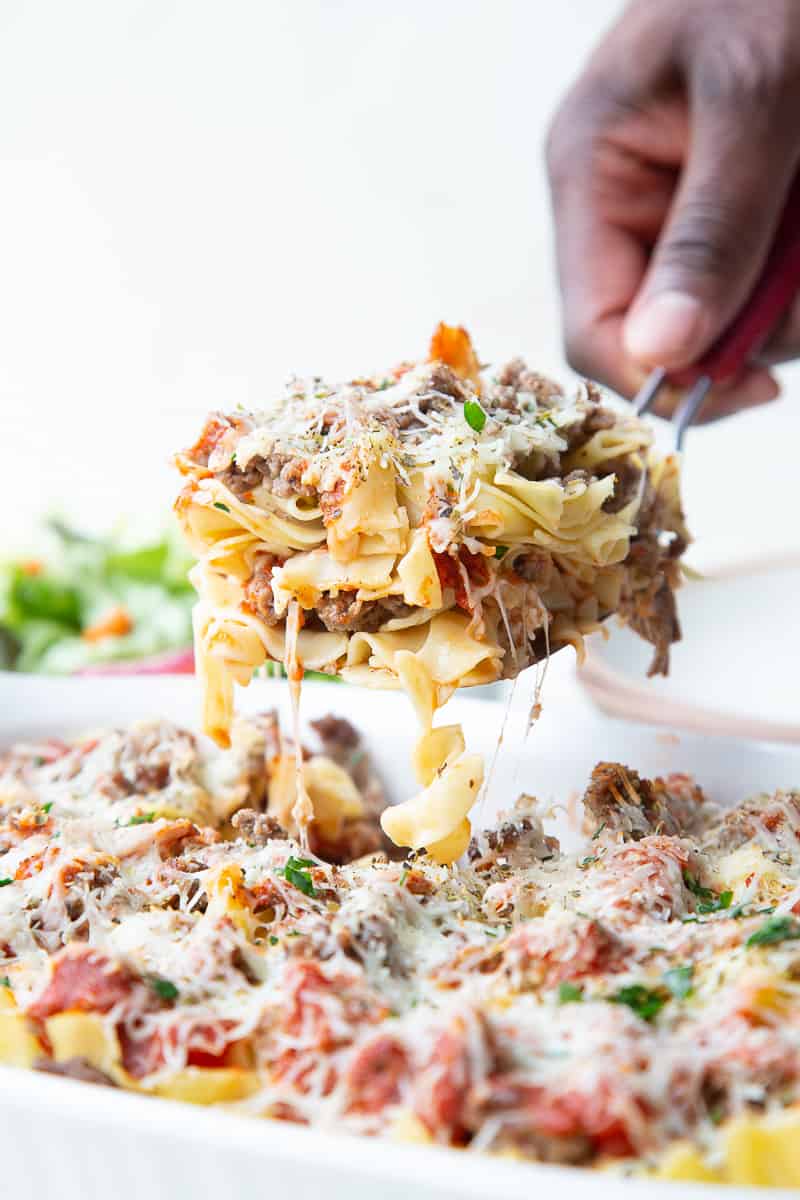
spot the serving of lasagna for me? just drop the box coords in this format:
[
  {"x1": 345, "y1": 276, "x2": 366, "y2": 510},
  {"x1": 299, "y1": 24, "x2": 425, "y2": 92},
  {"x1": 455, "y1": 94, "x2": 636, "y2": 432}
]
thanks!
[
  {"x1": 2, "y1": 713, "x2": 800, "y2": 1188},
  {"x1": 175, "y1": 324, "x2": 688, "y2": 750}
]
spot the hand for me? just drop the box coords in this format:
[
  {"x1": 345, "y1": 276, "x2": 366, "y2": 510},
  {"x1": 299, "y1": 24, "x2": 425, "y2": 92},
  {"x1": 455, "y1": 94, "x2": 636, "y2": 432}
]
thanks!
[{"x1": 546, "y1": 0, "x2": 800, "y2": 419}]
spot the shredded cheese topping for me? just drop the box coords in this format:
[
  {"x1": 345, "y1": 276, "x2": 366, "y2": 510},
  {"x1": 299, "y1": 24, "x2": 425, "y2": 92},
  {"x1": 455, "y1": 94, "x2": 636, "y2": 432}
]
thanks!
[{"x1": 3, "y1": 721, "x2": 800, "y2": 1180}]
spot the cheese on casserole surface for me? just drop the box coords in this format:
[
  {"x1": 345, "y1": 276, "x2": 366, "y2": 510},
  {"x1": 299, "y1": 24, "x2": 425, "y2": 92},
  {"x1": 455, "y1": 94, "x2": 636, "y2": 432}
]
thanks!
[{"x1": 2, "y1": 723, "x2": 800, "y2": 1186}]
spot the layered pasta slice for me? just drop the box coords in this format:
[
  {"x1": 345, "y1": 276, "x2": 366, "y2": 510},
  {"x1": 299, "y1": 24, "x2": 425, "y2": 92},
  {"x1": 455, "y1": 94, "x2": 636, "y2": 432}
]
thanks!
[{"x1": 175, "y1": 324, "x2": 689, "y2": 753}]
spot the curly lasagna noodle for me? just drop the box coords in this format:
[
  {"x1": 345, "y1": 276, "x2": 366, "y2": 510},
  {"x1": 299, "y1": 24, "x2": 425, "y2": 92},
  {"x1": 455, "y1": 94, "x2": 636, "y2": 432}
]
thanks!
[
  {"x1": 175, "y1": 325, "x2": 688, "y2": 857},
  {"x1": 2, "y1": 718, "x2": 800, "y2": 1187}
]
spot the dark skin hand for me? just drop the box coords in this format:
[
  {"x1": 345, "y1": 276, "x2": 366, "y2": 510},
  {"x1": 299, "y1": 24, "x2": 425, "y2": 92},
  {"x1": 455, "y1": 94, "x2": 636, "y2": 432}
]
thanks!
[{"x1": 546, "y1": 0, "x2": 800, "y2": 419}]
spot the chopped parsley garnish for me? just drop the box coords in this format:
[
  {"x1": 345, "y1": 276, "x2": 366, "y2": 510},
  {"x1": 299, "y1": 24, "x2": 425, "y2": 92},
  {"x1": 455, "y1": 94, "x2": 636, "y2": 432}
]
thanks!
[
  {"x1": 127, "y1": 812, "x2": 156, "y2": 826},
  {"x1": 610, "y1": 984, "x2": 666, "y2": 1022},
  {"x1": 213, "y1": 502, "x2": 230, "y2": 513},
  {"x1": 746, "y1": 914, "x2": 800, "y2": 948},
  {"x1": 682, "y1": 872, "x2": 713, "y2": 900},
  {"x1": 683, "y1": 872, "x2": 732, "y2": 913},
  {"x1": 591, "y1": 821, "x2": 606, "y2": 841},
  {"x1": 578, "y1": 855, "x2": 598, "y2": 870},
  {"x1": 0, "y1": 878, "x2": 13, "y2": 888},
  {"x1": 463, "y1": 398, "x2": 487, "y2": 433},
  {"x1": 698, "y1": 890, "x2": 732, "y2": 915},
  {"x1": 398, "y1": 868, "x2": 409, "y2": 887},
  {"x1": 151, "y1": 977, "x2": 179, "y2": 1001},
  {"x1": 279, "y1": 856, "x2": 317, "y2": 898},
  {"x1": 557, "y1": 982, "x2": 584, "y2": 1004},
  {"x1": 494, "y1": 545, "x2": 508, "y2": 559},
  {"x1": 41, "y1": 801, "x2": 53, "y2": 814},
  {"x1": 0, "y1": 976, "x2": 10, "y2": 988},
  {"x1": 269, "y1": 935, "x2": 279, "y2": 946},
  {"x1": 663, "y1": 964, "x2": 694, "y2": 1000}
]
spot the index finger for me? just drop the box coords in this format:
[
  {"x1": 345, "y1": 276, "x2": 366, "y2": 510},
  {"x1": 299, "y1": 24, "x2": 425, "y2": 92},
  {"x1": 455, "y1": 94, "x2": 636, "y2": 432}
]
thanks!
[
  {"x1": 554, "y1": 204, "x2": 647, "y2": 398},
  {"x1": 549, "y1": 149, "x2": 671, "y2": 399}
]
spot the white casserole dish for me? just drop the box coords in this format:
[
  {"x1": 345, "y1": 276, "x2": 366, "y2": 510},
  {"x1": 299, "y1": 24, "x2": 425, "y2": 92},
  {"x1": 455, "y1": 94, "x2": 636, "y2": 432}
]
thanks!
[{"x1": 1, "y1": 672, "x2": 799, "y2": 1200}]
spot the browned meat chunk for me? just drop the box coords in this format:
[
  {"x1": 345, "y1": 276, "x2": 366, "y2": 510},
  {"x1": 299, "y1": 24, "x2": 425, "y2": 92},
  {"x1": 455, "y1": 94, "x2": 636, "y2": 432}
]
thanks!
[
  {"x1": 315, "y1": 592, "x2": 414, "y2": 634},
  {"x1": 602, "y1": 458, "x2": 642, "y2": 514},
  {"x1": 564, "y1": 402, "x2": 617, "y2": 452},
  {"x1": 492, "y1": 359, "x2": 563, "y2": 408},
  {"x1": 582, "y1": 763, "x2": 712, "y2": 840},
  {"x1": 109, "y1": 723, "x2": 200, "y2": 798},
  {"x1": 315, "y1": 592, "x2": 374, "y2": 633},
  {"x1": 217, "y1": 462, "x2": 264, "y2": 498},
  {"x1": 617, "y1": 471, "x2": 690, "y2": 676},
  {"x1": 373, "y1": 365, "x2": 467, "y2": 433},
  {"x1": 243, "y1": 554, "x2": 283, "y2": 625},
  {"x1": 621, "y1": 577, "x2": 680, "y2": 677},
  {"x1": 271, "y1": 456, "x2": 315, "y2": 499},
  {"x1": 218, "y1": 452, "x2": 317, "y2": 501},
  {"x1": 231, "y1": 808, "x2": 287, "y2": 845},
  {"x1": 311, "y1": 715, "x2": 359, "y2": 750},
  {"x1": 423, "y1": 363, "x2": 469, "y2": 404},
  {"x1": 368, "y1": 596, "x2": 416, "y2": 626},
  {"x1": 310, "y1": 715, "x2": 359, "y2": 757},
  {"x1": 338, "y1": 909, "x2": 407, "y2": 977}
]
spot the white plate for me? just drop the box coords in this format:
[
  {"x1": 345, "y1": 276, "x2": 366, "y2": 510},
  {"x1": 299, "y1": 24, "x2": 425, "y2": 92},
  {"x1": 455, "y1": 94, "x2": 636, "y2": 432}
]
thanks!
[
  {"x1": 2, "y1": 672, "x2": 799, "y2": 1200},
  {"x1": 579, "y1": 553, "x2": 800, "y2": 743}
]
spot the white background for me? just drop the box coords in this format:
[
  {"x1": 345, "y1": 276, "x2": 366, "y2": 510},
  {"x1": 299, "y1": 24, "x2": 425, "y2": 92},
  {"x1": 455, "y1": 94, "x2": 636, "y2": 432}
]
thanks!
[{"x1": 1, "y1": 0, "x2": 799, "y2": 562}]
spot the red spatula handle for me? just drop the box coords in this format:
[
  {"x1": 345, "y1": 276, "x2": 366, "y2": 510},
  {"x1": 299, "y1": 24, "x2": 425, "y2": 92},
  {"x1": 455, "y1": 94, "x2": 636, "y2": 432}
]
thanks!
[{"x1": 671, "y1": 173, "x2": 800, "y2": 387}]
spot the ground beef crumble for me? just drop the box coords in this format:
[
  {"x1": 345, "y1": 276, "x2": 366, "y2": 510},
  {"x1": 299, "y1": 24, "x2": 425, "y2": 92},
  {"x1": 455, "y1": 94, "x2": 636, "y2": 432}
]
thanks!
[
  {"x1": 243, "y1": 553, "x2": 283, "y2": 626},
  {"x1": 219, "y1": 452, "x2": 317, "y2": 501},
  {"x1": 315, "y1": 592, "x2": 414, "y2": 634}
]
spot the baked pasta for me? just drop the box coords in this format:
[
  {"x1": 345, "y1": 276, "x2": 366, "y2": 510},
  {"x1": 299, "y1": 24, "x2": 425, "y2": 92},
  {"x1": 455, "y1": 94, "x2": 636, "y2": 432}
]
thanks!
[
  {"x1": 175, "y1": 324, "x2": 689, "y2": 752},
  {"x1": 2, "y1": 716, "x2": 800, "y2": 1188}
]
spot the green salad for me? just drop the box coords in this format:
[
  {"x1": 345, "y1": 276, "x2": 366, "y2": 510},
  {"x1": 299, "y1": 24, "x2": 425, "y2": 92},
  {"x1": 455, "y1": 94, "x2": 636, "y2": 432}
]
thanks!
[{"x1": 0, "y1": 520, "x2": 195, "y2": 674}]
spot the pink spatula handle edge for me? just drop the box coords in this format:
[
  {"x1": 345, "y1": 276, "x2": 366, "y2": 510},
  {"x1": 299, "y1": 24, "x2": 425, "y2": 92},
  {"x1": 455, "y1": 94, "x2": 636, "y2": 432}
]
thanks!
[{"x1": 671, "y1": 173, "x2": 800, "y2": 387}]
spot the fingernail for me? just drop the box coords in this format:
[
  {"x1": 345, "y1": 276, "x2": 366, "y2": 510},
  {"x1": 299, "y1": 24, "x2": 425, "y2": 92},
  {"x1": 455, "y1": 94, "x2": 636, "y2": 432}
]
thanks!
[{"x1": 624, "y1": 291, "x2": 705, "y2": 366}]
